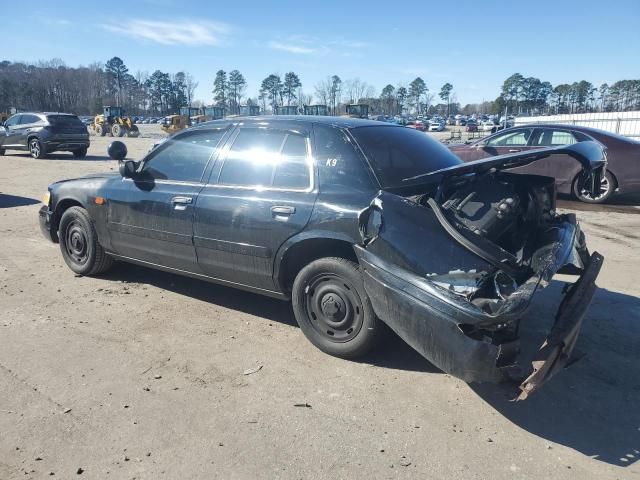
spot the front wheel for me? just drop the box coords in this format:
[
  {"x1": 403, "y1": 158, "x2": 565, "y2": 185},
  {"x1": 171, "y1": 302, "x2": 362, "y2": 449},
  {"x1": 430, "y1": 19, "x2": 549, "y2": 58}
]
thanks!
[
  {"x1": 29, "y1": 138, "x2": 46, "y2": 158},
  {"x1": 573, "y1": 170, "x2": 616, "y2": 204},
  {"x1": 292, "y1": 257, "x2": 380, "y2": 359},
  {"x1": 58, "y1": 206, "x2": 113, "y2": 275}
]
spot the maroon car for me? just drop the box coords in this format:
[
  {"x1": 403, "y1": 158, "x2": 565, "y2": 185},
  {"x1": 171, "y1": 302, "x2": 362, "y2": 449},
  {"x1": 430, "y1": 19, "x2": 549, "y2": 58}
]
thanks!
[{"x1": 449, "y1": 124, "x2": 640, "y2": 203}]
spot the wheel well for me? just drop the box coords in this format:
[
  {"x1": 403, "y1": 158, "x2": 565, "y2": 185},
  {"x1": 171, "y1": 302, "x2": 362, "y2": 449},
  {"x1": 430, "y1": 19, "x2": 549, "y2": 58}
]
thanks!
[
  {"x1": 278, "y1": 238, "x2": 358, "y2": 292},
  {"x1": 51, "y1": 199, "x2": 84, "y2": 236}
]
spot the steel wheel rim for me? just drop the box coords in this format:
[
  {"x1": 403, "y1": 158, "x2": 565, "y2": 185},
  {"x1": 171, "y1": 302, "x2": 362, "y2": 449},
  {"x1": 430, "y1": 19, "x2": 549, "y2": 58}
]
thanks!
[
  {"x1": 580, "y1": 175, "x2": 610, "y2": 201},
  {"x1": 64, "y1": 220, "x2": 89, "y2": 265},
  {"x1": 30, "y1": 140, "x2": 40, "y2": 157},
  {"x1": 303, "y1": 273, "x2": 364, "y2": 343}
]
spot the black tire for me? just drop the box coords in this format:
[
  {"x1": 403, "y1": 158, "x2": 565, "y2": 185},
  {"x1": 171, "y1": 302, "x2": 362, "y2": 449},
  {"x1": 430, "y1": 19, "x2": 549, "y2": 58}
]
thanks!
[
  {"x1": 29, "y1": 138, "x2": 46, "y2": 159},
  {"x1": 0, "y1": 148, "x2": 5, "y2": 156},
  {"x1": 73, "y1": 147, "x2": 88, "y2": 159},
  {"x1": 112, "y1": 124, "x2": 125, "y2": 137},
  {"x1": 292, "y1": 257, "x2": 379, "y2": 359},
  {"x1": 96, "y1": 124, "x2": 107, "y2": 137},
  {"x1": 58, "y1": 206, "x2": 113, "y2": 276},
  {"x1": 573, "y1": 170, "x2": 616, "y2": 204}
]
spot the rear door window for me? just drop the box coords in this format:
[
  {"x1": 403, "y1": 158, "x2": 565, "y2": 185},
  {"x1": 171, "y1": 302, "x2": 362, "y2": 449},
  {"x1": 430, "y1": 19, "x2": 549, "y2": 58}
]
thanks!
[
  {"x1": 534, "y1": 129, "x2": 578, "y2": 146},
  {"x1": 218, "y1": 128, "x2": 312, "y2": 190}
]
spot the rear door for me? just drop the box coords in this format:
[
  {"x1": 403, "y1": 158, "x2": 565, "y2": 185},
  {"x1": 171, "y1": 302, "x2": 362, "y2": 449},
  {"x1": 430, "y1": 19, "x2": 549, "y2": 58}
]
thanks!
[
  {"x1": 507, "y1": 128, "x2": 583, "y2": 191},
  {"x1": 107, "y1": 127, "x2": 230, "y2": 271},
  {"x1": 193, "y1": 124, "x2": 316, "y2": 291}
]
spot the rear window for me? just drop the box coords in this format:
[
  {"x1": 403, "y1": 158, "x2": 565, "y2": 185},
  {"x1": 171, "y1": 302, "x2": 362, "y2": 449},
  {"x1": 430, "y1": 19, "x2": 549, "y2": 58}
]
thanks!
[
  {"x1": 350, "y1": 125, "x2": 461, "y2": 188},
  {"x1": 46, "y1": 115, "x2": 83, "y2": 126}
]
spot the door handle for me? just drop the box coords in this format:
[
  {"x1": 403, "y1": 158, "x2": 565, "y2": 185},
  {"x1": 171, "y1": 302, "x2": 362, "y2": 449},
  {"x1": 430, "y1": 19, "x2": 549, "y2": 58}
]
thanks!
[
  {"x1": 271, "y1": 205, "x2": 296, "y2": 215},
  {"x1": 508, "y1": 149, "x2": 521, "y2": 152},
  {"x1": 172, "y1": 196, "x2": 192, "y2": 210},
  {"x1": 172, "y1": 196, "x2": 193, "y2": 204}
]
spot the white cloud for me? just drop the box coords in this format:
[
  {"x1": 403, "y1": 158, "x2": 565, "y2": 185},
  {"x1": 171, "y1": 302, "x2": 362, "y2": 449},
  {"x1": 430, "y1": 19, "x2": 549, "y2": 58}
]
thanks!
[
  {"x1": 268, "y1": 41, "x2": 316, "y2": 54},
  {"x1": 268, "y1": 36, "x2": 369, "y2": 56},
  {"x1": 101, "y1": 19, "x2": 232, "y2": 46}
]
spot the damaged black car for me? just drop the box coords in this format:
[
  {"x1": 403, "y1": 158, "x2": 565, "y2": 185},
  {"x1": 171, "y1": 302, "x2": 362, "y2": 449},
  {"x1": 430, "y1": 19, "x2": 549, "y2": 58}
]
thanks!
[{"x1": 39, "y1": 117, "x2": 605, "y2": 399}]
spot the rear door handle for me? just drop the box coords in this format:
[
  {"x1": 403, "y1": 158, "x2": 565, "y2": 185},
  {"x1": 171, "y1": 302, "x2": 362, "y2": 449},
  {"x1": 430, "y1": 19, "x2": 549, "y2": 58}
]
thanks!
[
  {"x1": 271, "y1": 205, "x2": 296, "y2": 215},
  {"x1": 508, "y1": 149, "x2": 521, "y2": 152}
]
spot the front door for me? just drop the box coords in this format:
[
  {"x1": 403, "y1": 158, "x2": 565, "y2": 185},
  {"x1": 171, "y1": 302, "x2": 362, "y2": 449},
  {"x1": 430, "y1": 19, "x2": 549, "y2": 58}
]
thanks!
[
  {"x1": 478, "y1": 127, "x2": 538, "y2": 158},
  {"x1": 3, "y1": 115, "x2": 22, "y2": 148},
  {"x1": 193, "y1": 125, "x2": 316, "y2": 291},
  {"x1": 107, "y1": 128, "x2": 229, "y2": 271}
]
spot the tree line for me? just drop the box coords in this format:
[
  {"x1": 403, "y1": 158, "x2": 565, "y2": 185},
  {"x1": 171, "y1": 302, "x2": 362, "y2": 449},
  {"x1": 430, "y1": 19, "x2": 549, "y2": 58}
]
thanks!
[{"x1": 1, "y1": 57, "x2": 639, "y2": 117}]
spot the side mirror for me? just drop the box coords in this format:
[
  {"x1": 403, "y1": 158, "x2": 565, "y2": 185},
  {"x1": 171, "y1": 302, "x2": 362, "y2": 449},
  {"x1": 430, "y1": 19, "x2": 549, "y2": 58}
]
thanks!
[
  {"x1": 119, "y1": 160, "x2": 138, "y2": 178},
  {"x1": 108, "y1": 140, "x2": 127, "y2": 160}
]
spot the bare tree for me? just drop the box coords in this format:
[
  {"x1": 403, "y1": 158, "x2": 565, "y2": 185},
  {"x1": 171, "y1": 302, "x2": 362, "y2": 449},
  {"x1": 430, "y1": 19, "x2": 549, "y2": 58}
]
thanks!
[{"x1": 185, "y1": 72, "x2": 198, "y2": 107}]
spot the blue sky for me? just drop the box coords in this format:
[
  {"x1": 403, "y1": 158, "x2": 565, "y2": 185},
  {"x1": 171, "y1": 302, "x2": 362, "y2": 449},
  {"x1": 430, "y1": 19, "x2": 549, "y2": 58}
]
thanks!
[{"x1": 4, "y1": 0, "x2": 640, "y2": 105}]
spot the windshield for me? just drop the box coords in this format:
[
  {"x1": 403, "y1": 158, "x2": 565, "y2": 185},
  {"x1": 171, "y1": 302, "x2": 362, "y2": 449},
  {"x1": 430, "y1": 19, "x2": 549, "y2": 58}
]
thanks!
[
  {"x1": 350, "y1": 125, "x2": 462, "y2": 188},
  {"x1": 46, "y1": 114, "x2": 82, "y2": 126}
]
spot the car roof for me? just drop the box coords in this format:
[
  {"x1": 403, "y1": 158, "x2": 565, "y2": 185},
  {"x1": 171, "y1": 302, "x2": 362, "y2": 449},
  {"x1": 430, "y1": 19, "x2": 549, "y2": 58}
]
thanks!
[
  {"x1": 509, "y1": 123, "x2": 639, "y2": 143},
  {"x1": 191, "y1": 115, "x2": 397, "y2": 130}
]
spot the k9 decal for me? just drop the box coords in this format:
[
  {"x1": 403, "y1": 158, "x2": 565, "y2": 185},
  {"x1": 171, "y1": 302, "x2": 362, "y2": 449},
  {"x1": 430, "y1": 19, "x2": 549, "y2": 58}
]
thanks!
[{"x1": 326, "y1": 158, "x2": 338, "y2": 167}]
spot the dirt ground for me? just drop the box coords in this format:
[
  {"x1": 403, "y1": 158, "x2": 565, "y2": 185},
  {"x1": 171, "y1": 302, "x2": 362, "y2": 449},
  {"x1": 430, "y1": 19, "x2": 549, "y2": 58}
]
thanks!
[{"x1": 1, "y1": 133, "x2": 639, "y2": 480}]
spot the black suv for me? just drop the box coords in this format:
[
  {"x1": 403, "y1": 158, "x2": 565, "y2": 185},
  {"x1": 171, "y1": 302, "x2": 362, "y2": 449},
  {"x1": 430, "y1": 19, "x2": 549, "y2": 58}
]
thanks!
[
  {"x1": 39, "y1": 117, "x2": 605, "y2": 398},
  {"x1": 0, "y1": 112, "x2": 90, "y2": 158}
]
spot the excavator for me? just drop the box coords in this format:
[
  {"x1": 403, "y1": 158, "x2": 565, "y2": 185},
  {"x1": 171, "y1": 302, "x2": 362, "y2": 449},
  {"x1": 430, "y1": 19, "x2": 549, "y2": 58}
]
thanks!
[
  {"x1": 91, "y1": 106, "x2": 140, "y2": 137},
  {"x1": 198, "y1": 106, "x2": 224, "y2": 123}
]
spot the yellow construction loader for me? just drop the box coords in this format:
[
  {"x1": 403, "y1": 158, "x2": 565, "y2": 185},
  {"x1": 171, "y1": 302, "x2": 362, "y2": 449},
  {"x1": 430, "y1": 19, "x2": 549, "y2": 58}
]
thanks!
[
  {"x1": 91, "y1": 106, "x2": 140, "y2": 137},
  {"x1": 160, "y1": 107, "x2": 200, "y2": 134}
]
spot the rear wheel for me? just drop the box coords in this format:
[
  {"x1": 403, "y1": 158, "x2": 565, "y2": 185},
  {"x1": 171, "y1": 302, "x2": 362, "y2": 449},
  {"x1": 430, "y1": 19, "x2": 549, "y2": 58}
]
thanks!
[
  {"x1": 573, "y1": 170, "x2": 616, "y2": 204},
  {"x1": 0, "y1": 148, "x2": 5, "y2": 156},
  {"x1": 127, "y1": 125, "x2": 140, "y2": 137},
  {"x1": 292, "y1": 257, "x2": 379, "y2": 359},
  {"x1": 58, "y1": 206, "x2": 113, "y2": 275},
  {"x1": 73, "y1": 147, "x2": 88, "y2": 159},
  {"x1": 96, "y1": 124, "x2": 107, "y2": 136},
  {"x1": 29, "y1": 138, "x2": 46, "y2": 159}
]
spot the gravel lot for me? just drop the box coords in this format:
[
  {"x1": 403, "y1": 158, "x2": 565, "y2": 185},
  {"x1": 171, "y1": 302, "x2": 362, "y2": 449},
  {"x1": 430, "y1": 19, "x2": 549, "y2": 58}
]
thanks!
[{"x1": 1, "y1": 134, "x2": 639, "y2": 479}]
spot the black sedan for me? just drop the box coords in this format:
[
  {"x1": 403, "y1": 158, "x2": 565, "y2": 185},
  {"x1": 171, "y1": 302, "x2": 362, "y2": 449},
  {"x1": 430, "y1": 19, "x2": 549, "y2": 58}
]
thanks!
[
  {"x1": 39, "y1": 117, "x2": 606, "y2": 399},
  {"x1": 449, "y1": 124, "x2": 640, "y2": 203}
]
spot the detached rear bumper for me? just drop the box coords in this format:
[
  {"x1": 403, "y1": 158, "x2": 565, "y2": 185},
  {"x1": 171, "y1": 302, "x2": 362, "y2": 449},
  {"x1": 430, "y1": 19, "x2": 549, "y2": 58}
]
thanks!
[
  {"x1": 39, "y1": 205, "x2": 58, "y2": 243},
  {"x1": 355, "y1": 223, "x2": 604, "y2": 398}
]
